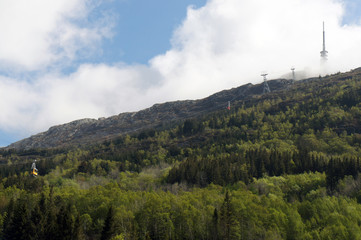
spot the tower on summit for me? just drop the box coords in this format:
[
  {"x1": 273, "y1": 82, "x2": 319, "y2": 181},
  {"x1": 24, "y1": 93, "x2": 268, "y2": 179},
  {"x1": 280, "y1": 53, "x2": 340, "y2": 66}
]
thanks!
[
  {"x1": 261, "y1": 73, "x2": 271, "y2": 94},
  {"x1": 320, "y1": 21, "x2": 328, "y2": 62},
  {"x1": 291, "y1": 67, "x2": 295, "y2": 83}
]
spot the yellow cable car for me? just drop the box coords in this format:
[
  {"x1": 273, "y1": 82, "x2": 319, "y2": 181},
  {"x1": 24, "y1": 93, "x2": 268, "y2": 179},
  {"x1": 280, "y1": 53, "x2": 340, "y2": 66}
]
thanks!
[{"x1": 31, "y1": 160, "x2": 38, "y2": 177}]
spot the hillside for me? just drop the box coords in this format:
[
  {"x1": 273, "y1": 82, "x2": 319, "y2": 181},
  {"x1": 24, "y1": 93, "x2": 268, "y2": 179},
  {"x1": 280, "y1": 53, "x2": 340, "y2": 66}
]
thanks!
[
  {"x1": 7, "y1": 78, "x2": 292, "y2": 150},
  {"x1": 2, "y1": 67, "x2": 361, "y2": 239}
]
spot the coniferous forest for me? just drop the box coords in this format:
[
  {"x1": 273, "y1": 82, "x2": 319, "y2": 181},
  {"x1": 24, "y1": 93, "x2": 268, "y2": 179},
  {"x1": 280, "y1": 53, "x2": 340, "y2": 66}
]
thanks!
[{"x1": 2, "y1": 69, "x2": 361, "y2": 239}]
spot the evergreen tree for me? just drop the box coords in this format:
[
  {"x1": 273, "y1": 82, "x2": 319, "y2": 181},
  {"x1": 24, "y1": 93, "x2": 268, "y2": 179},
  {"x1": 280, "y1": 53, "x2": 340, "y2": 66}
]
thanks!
[
  {"x1": 211, "y1": 208, "x2": 220, "y2": 240},
  {"x1": 43, "y1": 188, "x2": 58, "y2": 240},
  {"x1": 29, "y1": 202, "x2": 43, "y2": 240},
  {"x1": 219, "y1": 191, "x2": 241, "y2": 240},
  {"x1": 2, "y1": 198, "x2": 15, "y2": 240},
  {"x1": 4, "y1": 198, "x2": 31, "y2": 240},
  {"x1": 101, "y1": 206, "x2": 116, "y2": 240},
  {"x1": 56, "y1": 204, "x2": 75, "y2": 240}
]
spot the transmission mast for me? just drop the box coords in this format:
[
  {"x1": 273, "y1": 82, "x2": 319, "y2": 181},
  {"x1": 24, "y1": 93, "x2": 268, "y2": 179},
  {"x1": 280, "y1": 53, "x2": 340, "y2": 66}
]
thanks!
[
  {"x1": 261, "y1": 73, "x2": 271, "y2": 93},
  {"x1": 291, "y1": 67, "x2": 295, "y2": 83},
  {"x1": 320, "y1": 21, "x2": 328, "y2": 62}
]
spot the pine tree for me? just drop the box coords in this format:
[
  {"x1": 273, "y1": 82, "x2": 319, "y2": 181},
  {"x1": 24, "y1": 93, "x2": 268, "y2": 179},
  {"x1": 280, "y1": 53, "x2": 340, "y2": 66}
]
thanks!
[
  {"x1": 2, "y1": 198, "x2": 15, "y2": 240},
  {"x1": 101, "y1": 206, "x2": 116, "y2": 240},
  {"x1": 56, "y1": 204, "x2": 75, "y2": 240},
  {"x1": 211, "y1": 208, "x2": 220, "y2": 240},
  {"x1": 29, "y1": 202, "x2": 43, "y2": 240},
  {"x1": 4, "y1": 198, "x2": 31, "y2": 240},
  {"x1": 43, "y1": 188, "x2": 57, "y2": 240},
  {"x1": 219, "y1": 191, "x2": 241, "y2": 240}
]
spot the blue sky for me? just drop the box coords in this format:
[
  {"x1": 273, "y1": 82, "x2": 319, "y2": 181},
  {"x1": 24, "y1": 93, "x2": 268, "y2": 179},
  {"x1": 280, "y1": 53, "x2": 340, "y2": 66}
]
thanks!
[
  {"x1": 0, "y1": 0, "x2": 361, "y2": 147},
  {"x1": 99, "y1": 0, "x2": 207, "y2": 64},
  {"x1": 343, "y1": 0, "x2": 361, "y2": 25},
  {"x1": 69, "y1": 0, "x2": 207, "y2": 67}
]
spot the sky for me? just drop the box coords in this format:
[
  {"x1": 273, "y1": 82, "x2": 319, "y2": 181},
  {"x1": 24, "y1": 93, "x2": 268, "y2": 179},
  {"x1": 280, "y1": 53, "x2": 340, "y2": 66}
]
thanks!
[{"x1": 0, "y1": 0, "x2": 361, "y2": 147}]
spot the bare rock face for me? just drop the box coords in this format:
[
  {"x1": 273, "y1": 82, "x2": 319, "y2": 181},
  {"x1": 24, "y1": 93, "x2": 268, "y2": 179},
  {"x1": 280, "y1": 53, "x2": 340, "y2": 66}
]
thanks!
[{"x1": 6, "y1": 79, "x2": 292, "y2": 150}]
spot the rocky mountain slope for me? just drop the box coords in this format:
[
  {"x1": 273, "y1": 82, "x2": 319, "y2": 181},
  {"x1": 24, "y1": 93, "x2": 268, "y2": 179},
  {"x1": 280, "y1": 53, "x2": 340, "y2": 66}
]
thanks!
[{"x1": 6, "y1": 78, "x2": 294, "y2": 150}]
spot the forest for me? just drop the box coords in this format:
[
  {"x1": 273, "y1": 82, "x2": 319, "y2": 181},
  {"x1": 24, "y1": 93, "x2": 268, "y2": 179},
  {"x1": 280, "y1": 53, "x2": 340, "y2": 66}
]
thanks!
[{"x1": 1, "y1": 70, "x2": 361, "y2": 239}]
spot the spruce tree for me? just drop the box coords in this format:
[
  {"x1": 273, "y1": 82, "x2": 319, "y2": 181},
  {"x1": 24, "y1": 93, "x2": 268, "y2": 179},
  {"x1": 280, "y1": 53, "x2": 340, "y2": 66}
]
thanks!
[
  {"x1": 101, "y1": 206, "x2": 116, "y2": 240},
  {"x1": 219, "y1": 191, "x2": 240, "y2": 240}
]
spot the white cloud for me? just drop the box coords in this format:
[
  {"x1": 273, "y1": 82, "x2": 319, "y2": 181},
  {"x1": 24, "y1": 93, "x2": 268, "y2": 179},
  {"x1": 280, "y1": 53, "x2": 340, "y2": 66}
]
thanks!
[
  {"x1": 1, "y1": 0, "x2": 361, "y2": 143},
  {"x1": 37, "y1": 64, "x2": 162, "y2": 126},
  {"x1": 0, "y1": 64, "x2": 162, "y2": 134},
  {"x1": 0, "y1": 0, "x2": 112, "y2": 72},
  {"x1": 0, "y1": 76, "x2": 39, "y2": 132},
  {"x1": 151, "y1": 0, "x2": 357, "y2": 99}
]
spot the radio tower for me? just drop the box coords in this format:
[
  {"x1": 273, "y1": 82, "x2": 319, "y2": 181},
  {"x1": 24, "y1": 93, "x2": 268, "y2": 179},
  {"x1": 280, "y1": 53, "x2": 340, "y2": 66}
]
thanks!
[
  {"x1": 291, "y1": 67, "x2": 295, "y2": 83},
  {"x1": 261, "y1": 73, "x2": 271, "y2": 93},
  {"x1": 320, "y1": 21, "x2": 328, "y2": 62}
]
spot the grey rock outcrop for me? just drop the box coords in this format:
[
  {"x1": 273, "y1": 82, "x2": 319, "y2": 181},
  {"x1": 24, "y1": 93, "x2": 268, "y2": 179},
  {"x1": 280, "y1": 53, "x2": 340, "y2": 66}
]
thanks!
[{"x1": 6, "y1": 79, "x2": 292, "y2": 150}]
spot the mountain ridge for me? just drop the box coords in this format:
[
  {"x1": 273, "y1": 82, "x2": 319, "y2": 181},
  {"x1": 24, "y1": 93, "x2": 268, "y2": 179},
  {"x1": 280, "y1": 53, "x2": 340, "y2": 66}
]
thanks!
[
  {"x1": 5, "y1": 79, "x2": 293, "y2": 150},
  {"x1": 8, "y1": 67, "x2": 361, "y2": 151}
]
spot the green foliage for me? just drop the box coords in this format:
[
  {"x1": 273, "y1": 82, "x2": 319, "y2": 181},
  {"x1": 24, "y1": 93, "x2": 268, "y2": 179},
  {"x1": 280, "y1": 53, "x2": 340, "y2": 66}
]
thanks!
[
  {"x1": 1, "y1": 70, "x2": 361, "y2": 238},
  {"x1": 0, "y1": 172, "x2": 361, "y2": 239}
]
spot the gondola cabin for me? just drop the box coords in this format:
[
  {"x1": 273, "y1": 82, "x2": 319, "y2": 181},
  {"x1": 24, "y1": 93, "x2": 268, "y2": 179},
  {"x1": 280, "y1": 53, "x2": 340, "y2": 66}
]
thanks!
[{"x1": 31, "y1": 160, "x2": 38, "y2": 177}]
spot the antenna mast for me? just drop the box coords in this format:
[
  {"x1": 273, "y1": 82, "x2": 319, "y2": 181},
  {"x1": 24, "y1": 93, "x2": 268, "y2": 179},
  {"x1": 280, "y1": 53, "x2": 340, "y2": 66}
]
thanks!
[
  {"x1": 291, "y1": 67, "x2": 295, "y2": 83},
  {"x1": 261, "y1": 73, "x2": 271, "y2": 93},
  {"x1": 320, "y1": 21, "x2": 328, "y2": 61}
]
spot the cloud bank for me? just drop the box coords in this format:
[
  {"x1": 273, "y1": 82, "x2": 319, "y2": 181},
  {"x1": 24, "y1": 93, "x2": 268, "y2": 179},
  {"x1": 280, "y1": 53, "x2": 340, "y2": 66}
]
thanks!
[
  {"x1": 1, "y1": 0, "x2": 361, "y2": 143},
  {"x1": 0, "y1": 0, "x2": 112, "y2": 72}
]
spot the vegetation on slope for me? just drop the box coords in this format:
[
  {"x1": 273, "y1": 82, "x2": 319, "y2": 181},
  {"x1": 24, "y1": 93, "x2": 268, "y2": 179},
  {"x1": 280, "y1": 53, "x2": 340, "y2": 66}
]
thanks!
[{"x1": 1, "y1": 69, "x2": 361, "y2": 239}]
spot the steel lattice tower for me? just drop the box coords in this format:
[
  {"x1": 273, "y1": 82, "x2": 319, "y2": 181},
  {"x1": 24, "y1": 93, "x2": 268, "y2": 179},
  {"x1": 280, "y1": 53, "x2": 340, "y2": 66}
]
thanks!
[{"x1": 261, "y1": 73, "x2": 271, "y2": 93}]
